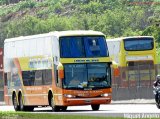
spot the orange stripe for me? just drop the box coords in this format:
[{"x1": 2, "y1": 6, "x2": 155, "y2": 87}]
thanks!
[{"x1": 13, "y1": 58, "x2": 29, "y2": 104}]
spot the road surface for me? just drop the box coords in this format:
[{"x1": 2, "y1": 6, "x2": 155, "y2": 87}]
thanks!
[{"x1": 0, "y1": 104, "x2": 160, "y2": 117}]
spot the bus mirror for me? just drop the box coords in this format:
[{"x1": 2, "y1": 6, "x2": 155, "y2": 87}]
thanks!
[
  {"x1": 58, "y1": 69, "x2": 64, "y2": 79},
  {"x1": 114, "y1": 68, "x2": 120, "y2": 77},
  {"x1": 57, "y1": 62, "x2": 64, "y2": 79}
]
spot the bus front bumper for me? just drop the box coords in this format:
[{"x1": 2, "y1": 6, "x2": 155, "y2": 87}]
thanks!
[{"x1": 63, "y1": 97, "x2": 111, "y2": 106}]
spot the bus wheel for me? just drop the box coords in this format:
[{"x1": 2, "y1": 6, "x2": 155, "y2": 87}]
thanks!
[
  {"x1": 19, "y1": 94, "x2": 25, "y2": 111},
  {"x1": 91, "y1": 104, "x2": 100, "y2": 111},
  {"x1": 12, "y1": 93, "x2": 20, "y2": 111},
  {"x1": 50, "y1": 95, "x2": 60, "y2": 112},
  {"x1": 61, "y1": 106, "x2": 67, "y2": 111}
]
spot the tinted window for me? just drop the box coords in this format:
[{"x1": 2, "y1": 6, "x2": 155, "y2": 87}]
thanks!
[
  {"x1": 60, "y1": 36, "x2": 108, "y2": 58},
  {"x1": 63, "y1": 64, "x2": 87, "y2": 88},
  {"x1": 63, "y1": 63, "x2": 111, "y2": 89},
  {"x1": 88, "y1": 64, "x2": 111, "y2": 88},
  {"x1": 54, "y1": 64, "x2": 58, "y2": 84},
  {"x1": 35, "y1": 70, "x2": 43, "y2": 86},
  {"x1": 22, "y1": 70, "x2": 52, "y2": 86},
  {"x1": 43, "y1": 70, "x2": 52, "y2": 85},
  {"x1": 22, "y1": 71, "x2": 35, "y2": 86},
  {"x1": 60, "y1": 37, "x2": 85, "y2": 58},
  {"x1": 124, "y1": 38, "x2": 154, "y2": 51}
]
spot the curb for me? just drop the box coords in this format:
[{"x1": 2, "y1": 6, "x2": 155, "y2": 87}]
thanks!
[{"x1": 111, "y1": 99, "x2": 155, "y2": 104}]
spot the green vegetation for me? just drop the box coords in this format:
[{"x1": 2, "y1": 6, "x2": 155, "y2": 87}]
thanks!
[
  {"x1": 0, "y1": 0, "x2": 160, "y2": 48},
  {"x1": 0, "y1": 112, "x2": 159, "y2": 119},
  {"x1": 0, "y1": 112, "x2": 120, "y2": 119}
]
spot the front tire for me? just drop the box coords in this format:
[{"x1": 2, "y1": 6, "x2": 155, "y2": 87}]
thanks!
[
  {"x1": 50, "y1": 94, "x2": 60, "y2": 112},
  {"x1": 12, "y1": 93, "x2": 20, "y2": 111},
  {"x1": 91, "y1": 104, "x2": 100, "y2": 111}
]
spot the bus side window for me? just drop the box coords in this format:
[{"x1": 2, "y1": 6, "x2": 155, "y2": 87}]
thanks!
[
  {"x1": 53, "y1": 65, "x2": 58, "y2": 85},
  {"x1": 35, "y1": 70, "x2": 42, "y2": 86},
  {"x1": 54, "y1": 65, "x2": 62, "y2": 87},
  {"x1": 22, "y1": 71, "x2": 33, "y2": 86},
  {"x1": 42, "y1": 70, "x2": 52, "y2": 85}
]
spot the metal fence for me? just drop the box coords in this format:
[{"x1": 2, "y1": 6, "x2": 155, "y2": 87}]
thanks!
[{"x1": 112, "y1": 64, "x2": 157, "y2": 100}]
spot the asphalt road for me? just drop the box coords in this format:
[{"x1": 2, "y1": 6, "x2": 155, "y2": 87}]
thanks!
[{"x1": 0, "y1": 104, "x2": 160, "y2": 117}]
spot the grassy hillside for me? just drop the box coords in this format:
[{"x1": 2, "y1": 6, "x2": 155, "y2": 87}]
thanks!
[{"x1": 0, "y1": 0, "x2": 160, "y2": 47}]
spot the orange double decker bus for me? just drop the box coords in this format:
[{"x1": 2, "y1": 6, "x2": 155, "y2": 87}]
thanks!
[{"x1": 4, "y1": 30, "x2": 112, "y2": 111}]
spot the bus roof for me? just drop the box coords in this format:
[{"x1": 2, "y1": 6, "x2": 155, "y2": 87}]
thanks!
[
  {"x1": 106, "y1": 36, "x2": 154, "y2": 41},
  {"x1": 4, "y1": 30, "x2": 104, "y2": 43}
]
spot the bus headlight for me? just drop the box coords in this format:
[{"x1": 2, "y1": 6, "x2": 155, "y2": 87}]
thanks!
[
  {"x1": 101, "y1": 93, "x2": 111, "y2": 97},
  {"x1": 64, "y1": 94, "x2": 76, "y2": 98}
]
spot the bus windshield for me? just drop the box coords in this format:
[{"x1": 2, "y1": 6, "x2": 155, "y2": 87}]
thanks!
[
  {"x1": 124, "y1": 38, "x2": 154, "y2": 51},
  {"x1": 60, "y1": 36, "x2": 108, "y2": 58},
  {"x1": 63, "y1": 63, "x2": 111, "y2": 90}
]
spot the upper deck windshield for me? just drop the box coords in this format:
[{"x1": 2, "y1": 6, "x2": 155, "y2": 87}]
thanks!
[
  {"x1": 124, "y1": 37, "x2": 154, "y2": 51},
  {"x1": 60, "y1": 36, "x2": 108, "y2": 58}
]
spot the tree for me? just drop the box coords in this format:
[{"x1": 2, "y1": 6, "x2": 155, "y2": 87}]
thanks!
[{"x1": 142, "y1": 25, "x2": 160, "y2": 43}]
